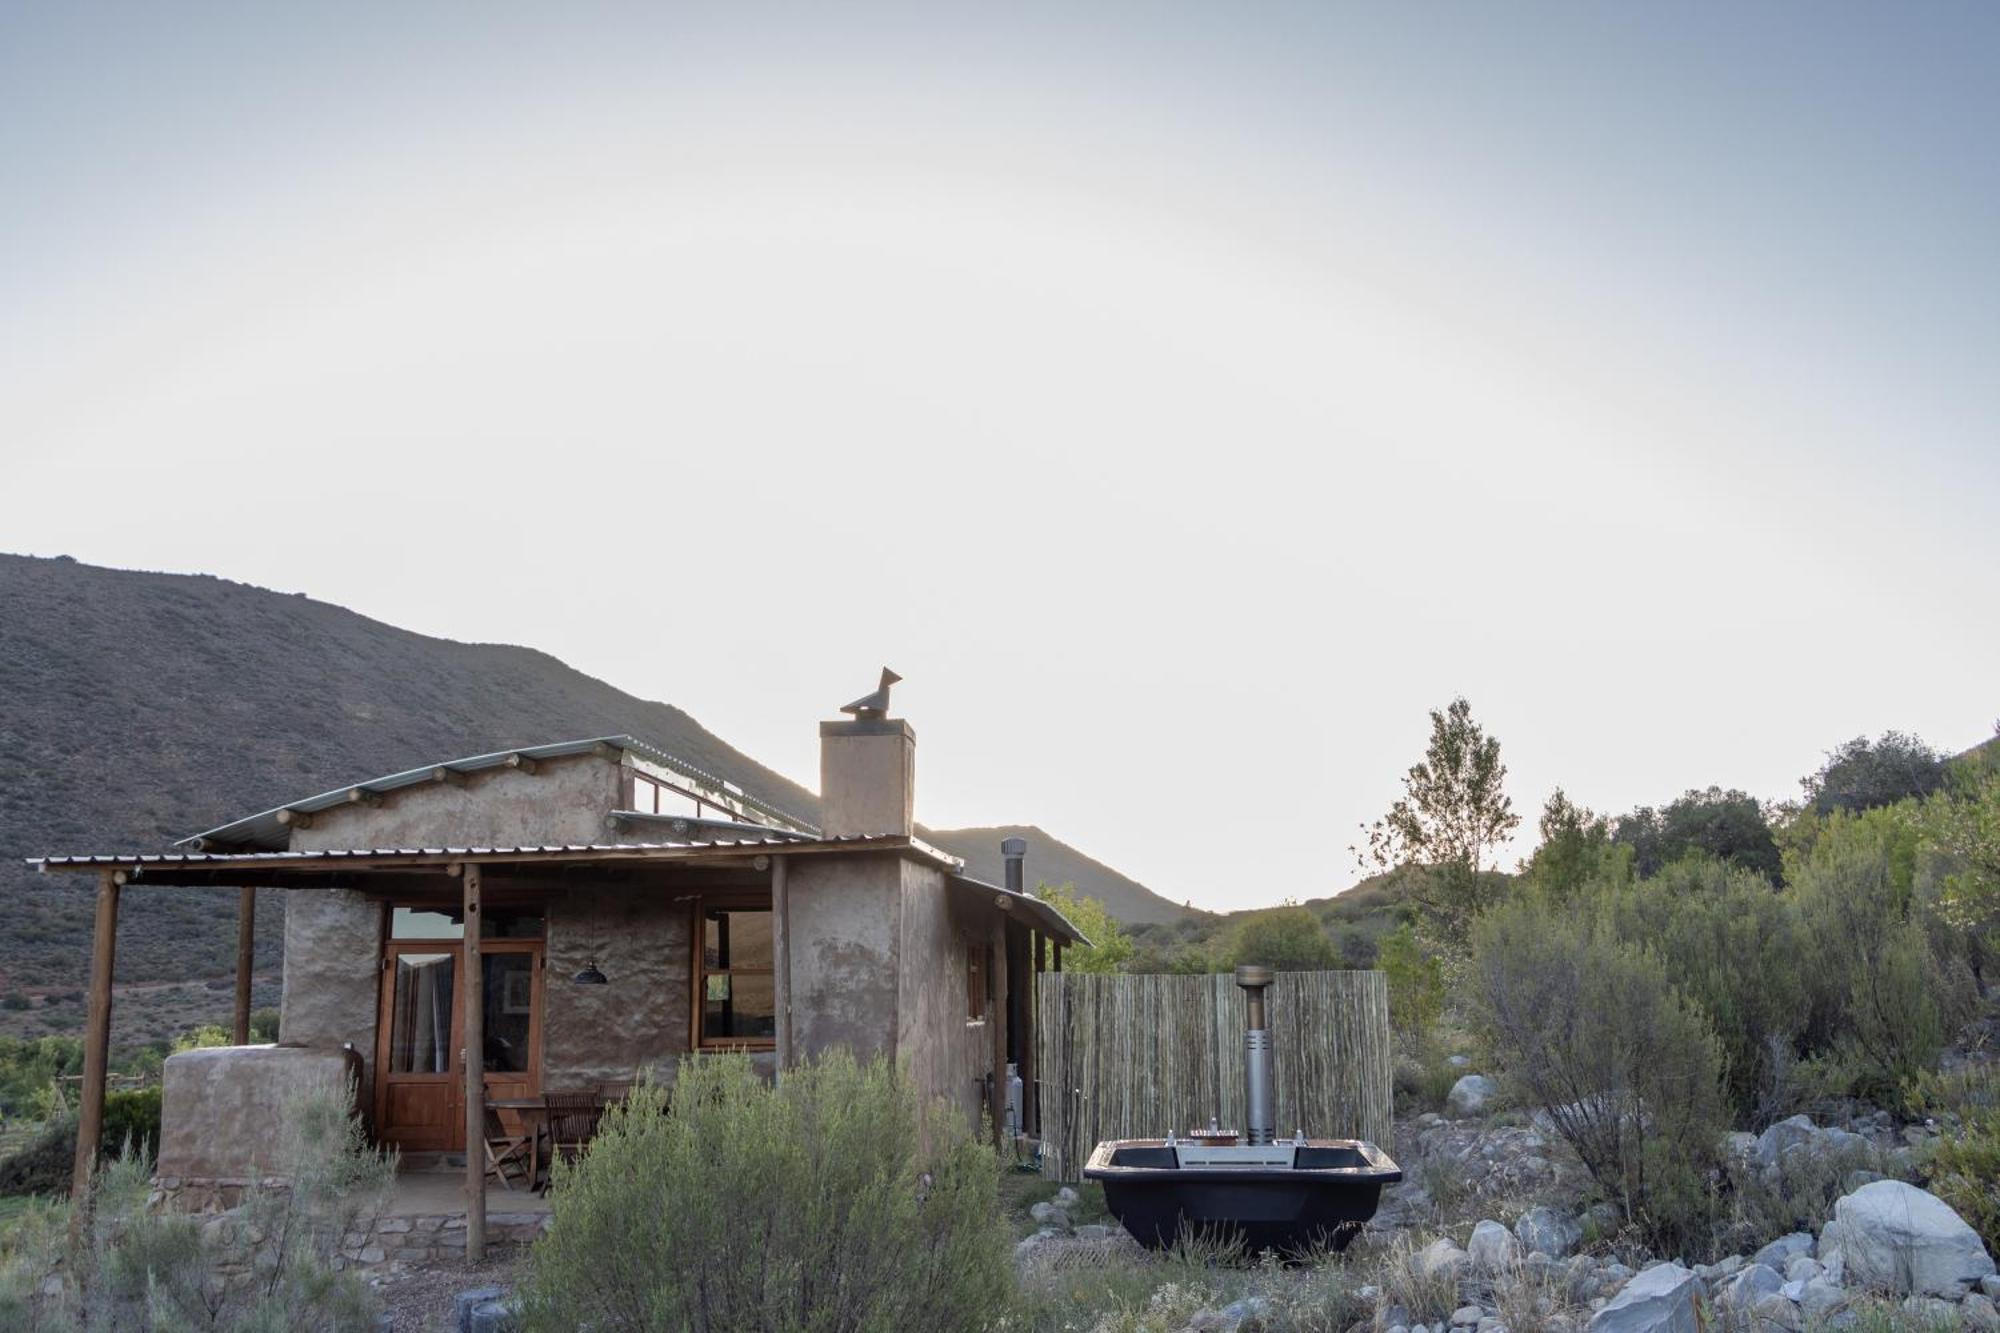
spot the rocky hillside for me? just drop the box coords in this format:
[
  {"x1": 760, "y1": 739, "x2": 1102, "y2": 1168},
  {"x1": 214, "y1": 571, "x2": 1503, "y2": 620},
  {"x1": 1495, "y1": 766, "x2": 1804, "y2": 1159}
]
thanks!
[
  {"x1": 928, "y1": 824, "x2": 1198, "y2": 926},
  {"x1": 0, "y1": 553, "x2": 1184, "y2": 996}
]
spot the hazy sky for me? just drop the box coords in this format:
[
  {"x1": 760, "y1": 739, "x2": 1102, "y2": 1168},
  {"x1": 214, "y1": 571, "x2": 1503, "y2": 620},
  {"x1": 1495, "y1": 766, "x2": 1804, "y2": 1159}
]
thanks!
[{"x1": 4, "y1": 4, "x2": 1996, "y2": 911}]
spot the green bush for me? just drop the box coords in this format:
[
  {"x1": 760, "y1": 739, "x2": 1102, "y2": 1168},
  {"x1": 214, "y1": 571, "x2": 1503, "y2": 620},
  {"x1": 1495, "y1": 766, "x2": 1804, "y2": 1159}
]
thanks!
[
  {"x1": 1377, "y1": 924, "x2": 1443, "y2": 1052},
  {"x1": 518, "y1": 1051, "x2": 1011, "y2": 1333},
  {"x1": 1789, "y1": 807, "x2": 1960, "y2": 1097},
  {"x1": 101, "y1": 1088, "x2": 160, "y2": 1163},
  {"x1": 1473, "y1": 898, "x2": 1727, "y2": 1252},
  {"x1": 1594, "y1": 858, "x2": 1810, "y2": 1124},
  {"x1": 1908, "y1": 1066, "x2": 2000, "y2": 1256},
  {"x1": 1, "y1": 1081, "x2": 391, "y2": 1330}
]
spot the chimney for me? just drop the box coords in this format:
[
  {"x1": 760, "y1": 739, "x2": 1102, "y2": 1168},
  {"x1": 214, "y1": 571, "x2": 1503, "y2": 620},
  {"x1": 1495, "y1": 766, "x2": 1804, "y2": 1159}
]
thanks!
[
  {"x1": 1235, "y1": 965, "x2": 1276, "y2": 1146},
  {"x1": 1001, "y1": 837, "x2": 1027, "y2": 894},
  {"x1": 819, "y1": 668, "x2": 914, "y2": 839}
]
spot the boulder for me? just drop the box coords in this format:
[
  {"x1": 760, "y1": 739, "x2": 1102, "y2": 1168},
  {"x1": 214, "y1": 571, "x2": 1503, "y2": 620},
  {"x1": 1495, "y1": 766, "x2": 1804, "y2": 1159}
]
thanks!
[
  {"x1": 1420, "y1": 1237, "x2": 1471, "y2": 1284},
  {"x1": 1469, "y1": 1220, "x2": 1521, "y2": 1272},
  {"x1": 1828, "y1": 1179, "x2": 1997, "y2": 1298},
  {"x1": 1720, "y1": 1265, "x2": 1785, "y2": 1311},
  {"x1": 1798, "y1": 1279, "x2": 1847, "y2": 1322},
  {"x1": 1784, "y1": 1257, "x2": 1822, "y2": 1285},
  {"x1": 1516, "y1": 1207, "x2": 1583, "y2": 1259},
  {"x1": 1964, "y1": 1294, "x2": 2000, "y2": 1333},
  {"x1": 1749, "y1": 1293, "x2": 1801, "y2": 1332},
  {"x1": 1449, "y1": 1075, "x2": 1499, "y2": 1117},
  {"x1": 1451, "y1": 1306, "x2": 1485, "y2": 1326},
  {"x1": 1752, "y1": 1116, "x2": 1817, "y2": 1171},
  {"x1": 1586, "y1": 1263, "x2": 1701, "y2": 1333},
  {"x1": 1751, "y1": 1234, "x2": 1814, "y2": 1270}
]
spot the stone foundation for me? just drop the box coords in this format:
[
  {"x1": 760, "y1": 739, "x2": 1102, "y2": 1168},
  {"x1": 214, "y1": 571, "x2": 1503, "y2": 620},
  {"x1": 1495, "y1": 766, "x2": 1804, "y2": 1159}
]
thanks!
[{"x1": 339, "y1": 1210, "x2": 551, "y2": 1268}]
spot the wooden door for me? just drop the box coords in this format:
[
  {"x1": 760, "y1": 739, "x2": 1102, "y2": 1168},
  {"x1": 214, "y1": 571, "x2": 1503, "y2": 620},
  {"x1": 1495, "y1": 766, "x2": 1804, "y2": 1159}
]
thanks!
[{"x1": 375, "y1": 940, "x2": 543, "y2": 1153}]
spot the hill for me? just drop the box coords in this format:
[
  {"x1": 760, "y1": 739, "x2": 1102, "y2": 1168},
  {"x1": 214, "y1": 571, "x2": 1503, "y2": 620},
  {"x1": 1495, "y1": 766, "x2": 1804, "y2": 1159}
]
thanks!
[
  {"x1": 0, "y1": 554, "x2": 1184, "y2": 1012},
  {"x1": 926, "y1": 824, "x2": 1197, "y2": 926}
]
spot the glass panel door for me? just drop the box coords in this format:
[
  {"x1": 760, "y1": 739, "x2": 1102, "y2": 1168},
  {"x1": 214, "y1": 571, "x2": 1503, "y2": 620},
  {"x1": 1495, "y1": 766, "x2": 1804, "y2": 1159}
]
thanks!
[{"x1": 376, "y1": 946, "x2": 460, "y2": 1153}]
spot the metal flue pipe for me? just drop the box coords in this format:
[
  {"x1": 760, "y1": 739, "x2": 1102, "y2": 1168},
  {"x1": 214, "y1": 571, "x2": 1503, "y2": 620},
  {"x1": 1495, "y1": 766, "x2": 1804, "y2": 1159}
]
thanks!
[
  {"x1": 1001, "y1": 836, "x2": 1027, "y2": 895},
  {"x1": 1235, "y1": 964, "x2": 1276, "y2": 1146}
]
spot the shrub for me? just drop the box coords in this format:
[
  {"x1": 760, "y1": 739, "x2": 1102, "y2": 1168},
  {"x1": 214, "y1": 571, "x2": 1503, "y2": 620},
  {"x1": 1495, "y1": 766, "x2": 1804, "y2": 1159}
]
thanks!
[
  {"x1": 1594, "y1": 858, "x2": 1809, "y2": 1124},
  {"x1": 1789, "y1": 807, "x2": 1957, "y2": 1097},
  {"x1": 100, "y1": 1089, "x2": 160, "y2": 1163},
  {"x1": 518, "y1": 1050, "x2": 1011, "y2": 1333},
  {"x1": 1472, "y1": 898, "x2": 1727, "y2": 1252},
  {"x1": 1377, "y1": 924, "x2": 1444, "y2": 1052},
  {"x1": 1, "y1": 1081, "x2": 391, "y2": 1330},
  {"x1": 1226, "y1": 905, "x2": 1337, "y2": 972},
  {"x1": 1907, "y1": 1066, "x2": 2000, "y2": 1256}
]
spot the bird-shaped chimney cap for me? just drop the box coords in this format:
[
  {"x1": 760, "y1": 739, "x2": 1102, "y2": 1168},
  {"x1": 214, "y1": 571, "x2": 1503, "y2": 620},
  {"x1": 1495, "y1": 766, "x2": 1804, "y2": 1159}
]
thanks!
[{"x1": 839, "y1": 667, "x2": 902, "y2": 720}]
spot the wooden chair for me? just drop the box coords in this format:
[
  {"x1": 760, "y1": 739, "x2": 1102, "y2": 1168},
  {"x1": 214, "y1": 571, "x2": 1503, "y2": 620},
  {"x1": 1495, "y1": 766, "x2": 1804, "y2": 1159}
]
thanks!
[
  {"x1": 483, "y1": 1105, "x2": 536, "y2": 1192},
  {"x1": 544, "y1": 1092, "x2": 605, "y2": 1166}
]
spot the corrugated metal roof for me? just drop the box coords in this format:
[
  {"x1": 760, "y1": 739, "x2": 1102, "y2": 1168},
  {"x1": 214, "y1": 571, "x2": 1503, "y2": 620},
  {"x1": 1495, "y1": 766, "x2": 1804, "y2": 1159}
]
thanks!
[
  {"x1": 33, "y1": 834, "x2": 920, "y2": 871},
  {"x1": 28, "y1": 840, "x2": 1085, "y2": 941},
  {"x1": 948, "y1": 871, "x2": 1090, "y2": 946},
  {"x1": 177, "y1": 735, "x2": 820, "y2": 851}
]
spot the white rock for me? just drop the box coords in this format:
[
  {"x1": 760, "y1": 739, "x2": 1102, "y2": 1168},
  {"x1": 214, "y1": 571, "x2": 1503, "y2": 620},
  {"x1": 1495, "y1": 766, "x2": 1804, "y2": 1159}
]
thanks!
[
  {"x1": 1779, "y1": 1280, "x2": 1805, "y2": 1302},
  {"x1": 1832, "y1": 1179, "x2": 1997, "y2": 1298},
  {"x1": 1516, "y1": 1207, "x2": 1583, "y2": 1259},
  {"x1": 1053, "y1": 1186, "x2": 1078, "y2": 1207},
  {"x1": 1785, "y1": 1257, "x2": 1822, "y2": 1284},
  {"x1": 1421, "y1": 1238, "x2": 1471, "y2": 1284},
  {"x1": 1982, "y1": 1275, "x2": 2000, "y2": 1300},
  {"x1": 1720, "y1": 1265, "x2": 1785, "y2": 1311},
  {"x1": 1900, "y1": 1295, "x2": 1958, "y2": 1324},
  {"x1": 1752, "y1": 1234, "x2": 1815, "y2": 1270},
  {"x1": 1798, "y1": 1278, "x2": 1847, "y2": 1321},
  {"x1": 1753, "y1": 1115, "x2": 1817, "y2": 1170},
  {"x1": 1469, "y1": 1220, "x2": 1522, "y2": 1272},
  {"x1": 1449, "y1": 1075, "x2": 1499, "y2": 1117},
  {"x1": 1587, "y1": 1263, "x2": 1701, "y2": 1333},
  {"x1": 1750, "y1": 1293, "x2": 1802, "y2": 1332},
  {"x1": 1963, "y1": 1293, "x2": 2000, "y2": 1333},
  {"x1": 1452, "y1": 1305, "x2": 1485, "y2": 1325},
  {"x1": 1448, "y1": 1055, "x2": 1471, "y2": 1068}
]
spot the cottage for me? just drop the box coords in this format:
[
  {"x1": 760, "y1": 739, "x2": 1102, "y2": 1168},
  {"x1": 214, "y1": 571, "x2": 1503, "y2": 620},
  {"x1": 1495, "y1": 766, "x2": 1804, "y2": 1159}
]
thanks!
[{"x1": 32, "y1": 679, "x2": 1082, "y2": 1258}]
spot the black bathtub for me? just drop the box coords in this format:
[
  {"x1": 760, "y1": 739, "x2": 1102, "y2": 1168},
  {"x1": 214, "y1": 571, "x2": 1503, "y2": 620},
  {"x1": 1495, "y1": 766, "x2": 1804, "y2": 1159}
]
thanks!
[{"x1": 1083, "y1": 1137, "x2": 1402, "y2": 1256}]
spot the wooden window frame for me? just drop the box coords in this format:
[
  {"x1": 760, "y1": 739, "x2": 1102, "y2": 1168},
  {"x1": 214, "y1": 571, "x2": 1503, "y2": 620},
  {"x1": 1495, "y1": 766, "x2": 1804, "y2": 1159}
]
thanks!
[{"x1": 690, "y1": 891, "x2": 777, "y2": 1052}]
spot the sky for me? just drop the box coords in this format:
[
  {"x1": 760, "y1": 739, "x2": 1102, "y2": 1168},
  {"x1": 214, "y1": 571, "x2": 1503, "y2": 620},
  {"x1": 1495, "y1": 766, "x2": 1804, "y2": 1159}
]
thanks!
[{"x1": 3, "y1": 3, "x2": 1997, "y2": 912}]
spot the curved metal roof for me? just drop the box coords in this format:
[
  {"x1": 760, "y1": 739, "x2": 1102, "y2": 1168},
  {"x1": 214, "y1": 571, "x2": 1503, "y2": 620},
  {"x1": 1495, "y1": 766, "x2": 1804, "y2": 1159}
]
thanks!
[{"x1": 175, "y1": 734, "x2": 820, "y2": 851}]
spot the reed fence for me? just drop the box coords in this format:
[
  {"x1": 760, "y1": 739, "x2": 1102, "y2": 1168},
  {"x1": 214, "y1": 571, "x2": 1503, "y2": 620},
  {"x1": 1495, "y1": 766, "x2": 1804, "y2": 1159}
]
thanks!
[{"x1": 1034, "y1": 969, "x2": 1393, "y2": 1181}]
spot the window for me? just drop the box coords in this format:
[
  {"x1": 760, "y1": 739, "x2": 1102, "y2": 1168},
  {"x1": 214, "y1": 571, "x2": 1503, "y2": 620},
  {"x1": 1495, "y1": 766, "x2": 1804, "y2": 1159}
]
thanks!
[
  {"x1": 966, "y1": 944, "x2": 986, "y2": 1022},
  {"x1": 696, "y1": 899, "x2": 775, "y2": 1048},
  {"x1": 631, "y1": 773, "x2": 703, "y2": 819},
  {"x1": 389, "y1": 907, "x2": 543, "y2": 940}
]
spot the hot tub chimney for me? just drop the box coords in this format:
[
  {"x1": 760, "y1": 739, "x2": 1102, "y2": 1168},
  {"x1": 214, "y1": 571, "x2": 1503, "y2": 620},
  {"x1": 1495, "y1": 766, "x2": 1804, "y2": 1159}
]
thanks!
[
  {"x1": 1001, "y1": 836, "x2": 1027, "y2": 895},
  {"x1": 1235, "y1": 964, "x2": 1276, "y2": 1146}
]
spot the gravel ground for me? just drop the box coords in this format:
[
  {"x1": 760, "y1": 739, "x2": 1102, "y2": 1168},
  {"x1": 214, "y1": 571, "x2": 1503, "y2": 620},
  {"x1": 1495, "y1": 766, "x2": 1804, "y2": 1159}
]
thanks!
[{"x1": 370, "y1": 1253, "x2": 524, "y2": 1332}]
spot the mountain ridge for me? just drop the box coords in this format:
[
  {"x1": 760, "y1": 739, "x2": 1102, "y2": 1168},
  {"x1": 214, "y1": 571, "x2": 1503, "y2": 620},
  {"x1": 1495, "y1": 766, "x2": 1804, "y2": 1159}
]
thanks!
[{"x1": 0, "y1": 553, "x2": 1185, "y2": 996}]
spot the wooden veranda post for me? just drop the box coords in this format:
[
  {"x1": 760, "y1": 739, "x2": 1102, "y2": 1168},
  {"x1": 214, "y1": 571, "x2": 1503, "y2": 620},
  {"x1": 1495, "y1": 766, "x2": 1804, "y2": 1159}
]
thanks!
[
  {"x1": 71, "y1": 867, "x2": 121, "y2": 1209},
  {"x1": 771, "y1": 856, "x2": 794, "y2": 1073},
  {"x1": 988, "y1": 924, "x2": 1008, "y2": 1148},
  {"x1": 232, "y1": 886, "x2": 256, "y2": 1046},
  {"x1": 461, "y1": 864, "x2": 485, "y2": 1263}
]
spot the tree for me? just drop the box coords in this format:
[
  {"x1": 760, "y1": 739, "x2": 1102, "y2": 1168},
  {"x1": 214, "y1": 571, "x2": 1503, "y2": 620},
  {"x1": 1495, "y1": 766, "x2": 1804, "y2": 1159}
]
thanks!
[
  {"x1": 1226, "y1": 905, "x2": 1337, "y2": 971},
  {"x1": 1358, "y1": 697, "x2": 1520, "y2": 948},
  {"x1": 1923, "y1": 740, "x2": 2000, "y2": 988},
  {"x1": 1613, "y1": 786, "x2": 1781, "y2": 881},
  {"x1": 1520, "y1": 788, "x2": 1630, "y2": 901},
  {"x1": 1803, "y1": 731, "x2": 1947, "y2": 816},
  {"x1": 1033, "y1": 882, "x2": 1133, "y2": 973}
]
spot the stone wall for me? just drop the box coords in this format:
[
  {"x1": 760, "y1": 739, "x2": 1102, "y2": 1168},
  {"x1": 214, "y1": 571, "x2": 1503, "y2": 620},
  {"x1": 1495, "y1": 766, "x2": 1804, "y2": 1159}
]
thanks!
[
  {"x1": 155, "y1": 1044, "x2": 364, "y2": 1207},
  {"x1": 542, "y1": 886, "x2": 693, "y2": 1090},
  {"x1": 277, "y1": 891, "x2": 382, "y2": 1103},
  {"x1": 787, "y1": 853, "x2": 903, "y2": 1060},
  {"x1": 288, "y1": 752, "x2": 624, "y2": 851}
]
